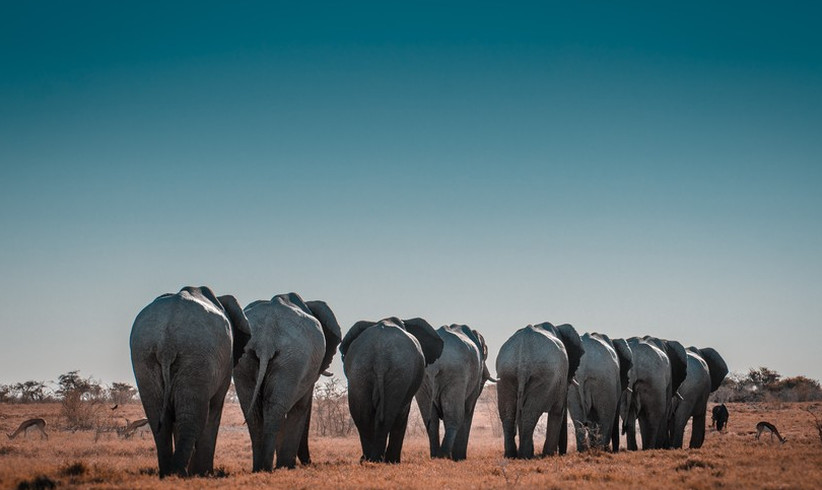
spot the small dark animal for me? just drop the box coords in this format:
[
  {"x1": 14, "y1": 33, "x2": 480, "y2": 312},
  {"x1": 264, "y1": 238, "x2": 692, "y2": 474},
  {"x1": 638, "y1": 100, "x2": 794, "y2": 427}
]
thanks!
[
  {"x1": 711, "y1": 403, "x2": 729, "y2": 431},
  {"x1": 110, "y1": 404, "x2": 119, "y2": 411},
  {"x1": 756, "y1": 421, "x2": 786, "y2": 443}
]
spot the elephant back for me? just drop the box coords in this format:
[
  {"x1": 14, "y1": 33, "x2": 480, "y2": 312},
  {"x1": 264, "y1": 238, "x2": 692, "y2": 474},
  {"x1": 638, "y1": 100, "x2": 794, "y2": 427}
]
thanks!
[{"x1": 340, "y1": 320, "x2": 378, "y2": 360}]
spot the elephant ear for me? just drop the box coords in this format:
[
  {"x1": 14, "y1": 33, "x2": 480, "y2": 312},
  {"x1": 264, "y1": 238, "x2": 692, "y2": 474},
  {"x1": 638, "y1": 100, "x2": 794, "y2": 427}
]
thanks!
[
  {"x1": 403, "y1": 318, "x2": 444, "y2": 366},
  {"x1": 217, "y1": 295, "x2": 252, "y2": 367},
  {"x1": 699, "y1": 347, "x2": 729, "y2": 392},
  {"x1": 611, "y1": 338, "x2": 633, "y2": 391},
  {"x1": 555, "y1": 324, "x2": 584, "y2": 383},
  {"x1": 306, "y1": 300, "x2": 343, "y2": 374},
  {"x1": 664, "y1": 340, "x2": 688, "y2": 396},
  {"x1": 340, "y1": 320, "x2": 376, "y2": 361},
  {"x1": 473, "y1": 329, "x2": 489, "y2": 361}
]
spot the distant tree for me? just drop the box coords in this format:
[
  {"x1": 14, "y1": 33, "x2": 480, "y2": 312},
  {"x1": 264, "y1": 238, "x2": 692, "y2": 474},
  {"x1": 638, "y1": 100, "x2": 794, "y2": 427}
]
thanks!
[
  {"x1": 0, "y1": 384, "x2": 12, "y2": 403},
  {"x1": 109, "y1": 382, "x2": 137, "y2": 405},
  {"x1": 747, "y1": 367, "x2": 781, "y2": 390},
  {"x1": 14, "y1": 380, "x2": 49, "y2": 403},
  {"x1": 57, "y1": 370, "x2": 104, "y2": 401}
]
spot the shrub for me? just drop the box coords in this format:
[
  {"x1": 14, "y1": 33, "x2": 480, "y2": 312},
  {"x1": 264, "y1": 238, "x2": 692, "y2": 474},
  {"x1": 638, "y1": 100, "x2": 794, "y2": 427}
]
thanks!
[
  {"x1": 312, "y1": 377, "x2": 355, "y2": 437},
  {"x1": 16, "y1": 476, "x2": 56, "y2": 490}
]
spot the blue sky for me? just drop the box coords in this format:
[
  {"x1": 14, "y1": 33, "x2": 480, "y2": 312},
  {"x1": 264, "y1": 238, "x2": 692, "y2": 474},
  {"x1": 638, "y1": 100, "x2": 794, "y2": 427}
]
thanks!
[{"x1": 1, "y1": 2, "x2": 820, "y2": 386}]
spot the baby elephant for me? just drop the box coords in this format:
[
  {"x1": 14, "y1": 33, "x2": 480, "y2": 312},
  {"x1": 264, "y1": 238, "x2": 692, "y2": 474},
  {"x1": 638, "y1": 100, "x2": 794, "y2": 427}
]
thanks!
[{"x1": 711, "y1": 404, "x2": 729, "y2": 431}]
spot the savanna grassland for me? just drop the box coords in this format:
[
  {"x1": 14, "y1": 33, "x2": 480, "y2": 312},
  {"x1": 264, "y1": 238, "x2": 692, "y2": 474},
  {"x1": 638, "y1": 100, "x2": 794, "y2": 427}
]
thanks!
[{"x1": 2, "y1": 399, "x2": 821, "y2": 489}]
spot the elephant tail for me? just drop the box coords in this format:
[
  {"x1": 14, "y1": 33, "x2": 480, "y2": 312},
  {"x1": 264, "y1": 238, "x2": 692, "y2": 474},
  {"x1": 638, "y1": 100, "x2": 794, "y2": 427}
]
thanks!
[
  {"x1": 157, "y1": 352, "x2": 175, "y2": 433},
  {"x1": 515, "y1": 373, "x2": 527, "y2": 431},
  {"x1": 373, "y1": 370, "x2": 386, "y2": 425},
  {"x1": 246, "y1": 352, "x2": 272, "y2": 422}
]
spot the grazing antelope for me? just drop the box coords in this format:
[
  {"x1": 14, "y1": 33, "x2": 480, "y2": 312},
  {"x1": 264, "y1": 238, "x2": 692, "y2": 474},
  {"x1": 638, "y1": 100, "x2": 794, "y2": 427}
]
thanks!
[
  {"x1": 7, "y1": 418, "x2": 48, "y2": 440},
  {"x1": 119, "y1": 418, "x2": 149, "y2": 439},
  {"x1": 755, "y1": 421, "x2": 786, "y2": 443}
]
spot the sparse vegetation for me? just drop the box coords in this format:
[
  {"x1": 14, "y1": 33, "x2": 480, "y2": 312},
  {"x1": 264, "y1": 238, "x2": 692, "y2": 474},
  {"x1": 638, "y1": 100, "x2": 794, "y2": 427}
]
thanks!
[
  {"x1": 312, "y1": 377, "x2": 354, "y2": 437},
  {"x1": 2, "y1": 400, "x2": 822, "y2": 488},
  {"x1": 712, "y1": 367, "x2": 822, "y2": 403}
]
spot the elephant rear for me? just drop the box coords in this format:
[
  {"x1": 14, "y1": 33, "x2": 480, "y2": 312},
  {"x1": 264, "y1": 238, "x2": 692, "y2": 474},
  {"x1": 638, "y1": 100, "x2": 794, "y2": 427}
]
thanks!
[
  {"x1": 341, "y1": 317, "x2": 442, "y2": 463},
  {"x1": 496, "y1": 324, "x2": 576, "y2": 459},
  {"x1": 130, "y1": 287, "x2": 247, "y2": 477},
  {"x1": 567, "y1": 333, "x2": 622, "y2": 451}
]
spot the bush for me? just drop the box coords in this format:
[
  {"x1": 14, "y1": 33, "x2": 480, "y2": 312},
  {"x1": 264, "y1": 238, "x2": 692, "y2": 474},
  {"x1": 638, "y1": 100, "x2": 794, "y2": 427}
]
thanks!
[
  {"x1": 312, "y1": 377, "x2": 355, "y2": 437},
  {"x1": 62, "y1": 391, "x2": 104, "y2": 430},
  {"x1": 711, "y1": 368, "x2": 822, "y2": 403}
]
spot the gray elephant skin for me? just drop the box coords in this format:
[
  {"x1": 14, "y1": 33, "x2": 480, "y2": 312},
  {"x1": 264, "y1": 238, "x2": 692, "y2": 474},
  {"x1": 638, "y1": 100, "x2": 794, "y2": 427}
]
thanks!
[
  {"x1": 233, "y1": 292, "x2": 341, "y2": 472},
  {"x1": 670, "y1": 347, "x2": 728, "y2": 448},
  {"x1": 621, "y1": 336, "x2": 687, "y2": 450},
  {"x1": 340, "y1": 317, "x2": 444, "y2": 463},
  {"x1": 130, "y1": 286, "x2": 251, "y2": 477},
  {"x1": 567, "y1": 333, "x2": 632, "y2": 452},
  {"x1": 414, "y1": 324, "x2": 494, "y2": 461},
  {"x1": 496, "y1": 323, "x2": 584, "y2": 459}
]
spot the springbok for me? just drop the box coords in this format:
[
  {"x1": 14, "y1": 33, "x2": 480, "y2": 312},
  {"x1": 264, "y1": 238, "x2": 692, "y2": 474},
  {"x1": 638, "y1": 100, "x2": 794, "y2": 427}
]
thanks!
[
  {"x1": 119, "y1": 418, "x2": 149, "y2": 439},
  {"x1": 755, "y1": 421, "x2": 786, "y2": 443},
  {"x1": 7, "y1": 418, "x2": 48, "y2": 440}
]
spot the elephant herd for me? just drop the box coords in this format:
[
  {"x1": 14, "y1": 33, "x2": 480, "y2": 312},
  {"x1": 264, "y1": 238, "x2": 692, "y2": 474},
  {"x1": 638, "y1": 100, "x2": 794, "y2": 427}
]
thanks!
[{"x1": 129, "y1": 286, "x2": 728, "y2": 478}]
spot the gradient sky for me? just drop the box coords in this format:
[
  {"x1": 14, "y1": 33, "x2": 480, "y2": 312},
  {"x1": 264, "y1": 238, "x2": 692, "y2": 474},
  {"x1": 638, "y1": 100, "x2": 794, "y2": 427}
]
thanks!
[{"x1": 1, "y1": 2, "x2": 820, "y2": 387}]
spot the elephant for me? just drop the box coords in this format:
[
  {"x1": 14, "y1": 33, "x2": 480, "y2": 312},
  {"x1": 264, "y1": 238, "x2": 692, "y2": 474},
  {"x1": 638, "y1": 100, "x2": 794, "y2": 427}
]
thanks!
[
  {"x1": 567, "y1": 333, "x2": 632, "y2": 452},
  {"x1": 233, "y1": 292, "x2": 341, "y2": 472},
  {"x1": 340, "y1": 317, "x2": 443, "y2": 463},
  {"x1": 496, "y1": 322, "x2": 584, "y2": 459},
  {"x1": 670, "y1": 347, "x2": 728, "y2": 448},
  {"x1": 712, "y1": 403, "x2": 729, "y2": 431},
  {"x1": 414, "y1": 324, "x2": 494, "y2": 461},
  {"x1": 130, "y1": 286, "x2": 251, "y2": 477},
  {"x1": 620, "y1": 336, "x2": 687, "y2": 450}
]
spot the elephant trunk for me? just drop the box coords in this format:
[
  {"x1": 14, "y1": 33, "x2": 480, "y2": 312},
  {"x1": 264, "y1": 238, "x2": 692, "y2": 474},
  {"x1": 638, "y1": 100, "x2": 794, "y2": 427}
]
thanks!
[{"x1": 482, "y1": 364, "x2": 497, "y2": 383}]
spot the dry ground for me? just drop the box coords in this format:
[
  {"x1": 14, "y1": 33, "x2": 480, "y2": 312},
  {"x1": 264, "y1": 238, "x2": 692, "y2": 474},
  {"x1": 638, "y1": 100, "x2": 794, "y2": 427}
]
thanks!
[{"x1": 2, "y1": 401, "x2": 821, "y2": 489}]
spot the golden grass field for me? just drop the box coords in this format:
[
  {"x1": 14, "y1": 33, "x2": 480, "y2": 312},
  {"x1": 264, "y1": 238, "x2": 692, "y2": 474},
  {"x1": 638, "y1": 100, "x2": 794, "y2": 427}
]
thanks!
[{"x1": 2, "y1": 399, "x2": 821, "y2": 489}]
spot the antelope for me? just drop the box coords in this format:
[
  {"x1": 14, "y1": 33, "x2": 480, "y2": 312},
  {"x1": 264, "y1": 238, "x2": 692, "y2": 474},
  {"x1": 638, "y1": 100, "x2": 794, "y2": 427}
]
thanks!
[
  {"x1": 119, "y1": 418, "x2": 149, "y2": 439},
  {"x1": 7, "y1": 418, "x2": 48, "y2": 440},
  {"x1": 755, "y1": 421, "x2": 786, "y2": 443}
]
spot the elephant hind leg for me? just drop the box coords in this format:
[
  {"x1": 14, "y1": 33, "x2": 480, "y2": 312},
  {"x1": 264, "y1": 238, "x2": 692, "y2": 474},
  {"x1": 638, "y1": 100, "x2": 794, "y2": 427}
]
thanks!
[
  {"x1": 451, "y1": 403, "x2": 478, "y2": 461},
  {"x1": 385, "y1": 404, "x2": 411, "y2": 464},
  {"x1": 425, "y1": 414, "x2": 441, "y2": 458},
  {"x1": 439, "y1": 398, "x2": 465, "y2": 459},
  {"x1": 189, "y1": 387, "x2": 228, "y2": 476},
  {"x1": 611, "y1": 413, "x2": 621, "y2": 452},
  {"x1": 153, "y1": 421, "x2": 174, "y2": 477},
  {"x1": 297, "y1": 399, "x2": 312, "y2": 465},
  {"x1": 497, "y1": 378, "x2": 518, "y2": 458},
  {"x1": 276, "y1": 391, "x2": 313, "y2": 469},
  {"x1": 517, "y1": 409, "x2": 540, "y2": 459},
  {"x1": 170, "y1": 397, "x2": 209, "y2": 476},
  {"x1": 637, "y1": 411, "x2": 659, "y2": 450},
  {"x1": 542, "y1": 402, "x2": 565, "y2": 456}
]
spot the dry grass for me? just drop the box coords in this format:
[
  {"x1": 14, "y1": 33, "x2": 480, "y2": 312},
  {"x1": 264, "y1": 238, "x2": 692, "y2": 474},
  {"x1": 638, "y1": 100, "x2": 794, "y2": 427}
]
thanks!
[{"x1": 1, "y1": 401, "x2": 821, "y2": 489}]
